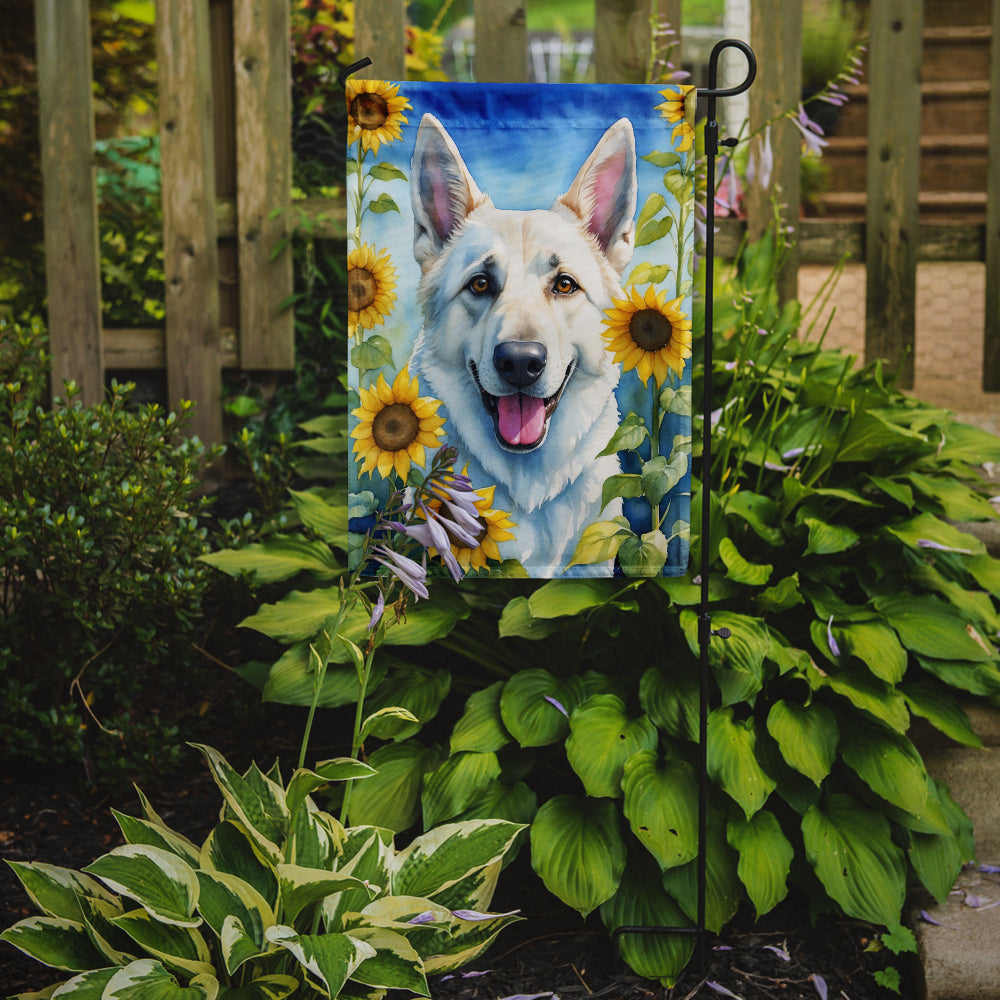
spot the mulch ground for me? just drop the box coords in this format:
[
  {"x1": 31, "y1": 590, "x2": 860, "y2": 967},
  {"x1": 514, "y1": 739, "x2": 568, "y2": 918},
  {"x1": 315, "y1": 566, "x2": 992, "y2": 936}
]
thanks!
[{"x1": 1, "y1": 742, "x2": 914, "y2": 1000}]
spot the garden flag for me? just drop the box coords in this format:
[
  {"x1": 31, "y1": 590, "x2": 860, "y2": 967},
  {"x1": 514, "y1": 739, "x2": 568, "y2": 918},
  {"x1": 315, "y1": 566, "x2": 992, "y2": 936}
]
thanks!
[{"x1": 347, "y1": 80, "x2": 695, "y2": 579}]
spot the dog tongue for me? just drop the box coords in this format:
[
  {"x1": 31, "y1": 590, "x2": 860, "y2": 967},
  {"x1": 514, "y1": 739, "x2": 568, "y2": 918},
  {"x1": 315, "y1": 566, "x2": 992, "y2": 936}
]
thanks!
[{"x1": 498, "y1": 393, "x2": 545, "y2": 446}]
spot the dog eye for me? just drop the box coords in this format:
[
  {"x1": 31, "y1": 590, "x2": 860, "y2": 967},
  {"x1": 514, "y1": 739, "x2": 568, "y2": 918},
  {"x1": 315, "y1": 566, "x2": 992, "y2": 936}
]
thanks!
[
  {"x1": 467, "y1": 274, "x2": 491, "y2": 295},
  {"x1": 553, "y1": 274, "x2": 579, "y2": 295}
]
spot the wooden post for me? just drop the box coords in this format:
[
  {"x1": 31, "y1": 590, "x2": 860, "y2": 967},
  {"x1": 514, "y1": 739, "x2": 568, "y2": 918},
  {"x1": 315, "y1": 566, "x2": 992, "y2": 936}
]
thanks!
[
  {"x1": 983, "y1": 0, "x2": 1000, "y2": 391},
  {"x1": 864, "y1": 0, "x2": 923, "y2": 389},
  {"x1": 157, "y1": 0, "x2": 223, "y2": 445},
  {"x1": 595, "y1": 0, "x2": 675, "y2": 84},
  {"x1": 233, "y1": 0, "x2": 294, "y2": 369},
  {"x1": 747, "y1": 0, "x2": 801, "y2": 305},
  {"x1": 354, "y1": 0, "x2": 407, "y2": 80},
  {"x1": 34, "y1": 0, "x2": 104, "y2": 405},
  {"x1": 474, "y1": 0, "x2": 527, "y2": 82}
]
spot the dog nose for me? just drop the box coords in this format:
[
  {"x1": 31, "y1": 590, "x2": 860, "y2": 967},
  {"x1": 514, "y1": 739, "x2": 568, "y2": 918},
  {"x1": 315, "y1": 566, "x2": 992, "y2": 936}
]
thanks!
[{"x1": 494, "y1": 341, "x2": 547, "y2": 388}]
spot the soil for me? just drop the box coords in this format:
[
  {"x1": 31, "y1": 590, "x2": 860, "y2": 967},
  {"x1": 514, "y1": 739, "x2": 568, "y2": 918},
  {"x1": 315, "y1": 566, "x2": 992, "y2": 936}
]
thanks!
[{"x1": 0, "y1": 742, "x2": 914, "y2": 1000}]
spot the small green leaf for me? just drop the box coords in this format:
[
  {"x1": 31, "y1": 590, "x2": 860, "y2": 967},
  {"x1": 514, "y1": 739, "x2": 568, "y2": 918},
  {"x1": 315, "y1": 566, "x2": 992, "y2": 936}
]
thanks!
[
  {"x1": 566, "y1": 517, "x2": 635, "y2": 569},
  {"x1": 601, "y1": 472, "x2": 644, "y2": 511},
  {"x1": 626, "y1": 262, "x2": 670, "y2": 287},
  {"x1": 367, "y1": 193, "x2": 400, "y2": 214},
  {"x1": 719, "y1": 537, "x2": 772, "y2": 586},
  {"x1": 635, "y1": 216, "x2": 673, "y2": 248},
  {"x1": 350, "y1": 335, "x2": 394, "y2": 373},
  {"x1": 367, "y1": 162, "x2": 407, "y2": 182},
  {"x1": 597, "y1": 413, "x2": 649, "y2": 457},
  {"x1": 618, "y1": 529, "x2": 668, "y2": 578}
]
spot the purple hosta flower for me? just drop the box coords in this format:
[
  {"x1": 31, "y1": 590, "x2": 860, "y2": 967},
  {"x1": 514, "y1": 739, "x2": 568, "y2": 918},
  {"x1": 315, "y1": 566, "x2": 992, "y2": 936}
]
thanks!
[
  {"x1": 746, "y1": 124, "x2": 774, "y2": 191},
  {"x1": 917, "y1": 538, "x2": 973, "y2": 555},
  {"x1": 763, "y1": 944, "x2": 791, "y2": 961},
  {"x1": 497, "y1": 994, "x2": 558, "y2": 1000},
  {"x1": 979, "y1": 864, "x2": 1000, "y2": 874},
  {"x1": 811, "y1": 974, "x2": 828, "y2": 1000},
  {"x1": 544, "y1": 695, "x2": 569, "y2": 718},
  {"x1": 441, "y1": 970, "x2": 493, "y2": 981},
  {"x1": 791, "y1": 104, "x2": 828, "y2": 156},
  {"x1": 451, "y1": 908, "x2": 521, "y2": 921},
  {"x1": 919, "y1": 909, "x2": 958, "y2": 929},
  {"x1": 827, "y1": 615, "x2": 841, "y2": 657},
  {"x1": 367, "y1": 590, "x2": 385, "y2": 631},
  {"x1": 407, "y1": 911, "x2": 438, "y2": 925},
  {"x1": 715, "y1": 156, "x2": 742, "y2": 216},
  {"x1": 392, "y1": 503, "x2": 464, "y2": 582},
  {"x1": 706, "y1": 983, "x2": 742, "y2": 999},
  {"x1": 373, "y1": 545, "x2": 429, "y2": 600}
]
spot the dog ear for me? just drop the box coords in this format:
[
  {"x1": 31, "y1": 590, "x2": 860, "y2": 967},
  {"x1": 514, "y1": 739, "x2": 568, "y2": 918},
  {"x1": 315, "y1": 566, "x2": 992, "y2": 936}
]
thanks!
[
  {"x1": 411, "y1": 114, "x2": 486, "y2": 270},
  {"x1": 555, "y1": 118, "x2": 638, "y2": 274}
]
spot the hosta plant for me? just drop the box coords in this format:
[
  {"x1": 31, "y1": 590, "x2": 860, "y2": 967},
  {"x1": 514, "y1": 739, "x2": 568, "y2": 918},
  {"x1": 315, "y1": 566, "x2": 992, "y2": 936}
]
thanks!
[{"x1": 1, "y1": 744, "x2": 523, "y2": 999}]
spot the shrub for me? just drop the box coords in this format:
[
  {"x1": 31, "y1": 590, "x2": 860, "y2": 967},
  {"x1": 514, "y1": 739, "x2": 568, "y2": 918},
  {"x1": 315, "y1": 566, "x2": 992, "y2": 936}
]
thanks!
[
  {"x1": 1, "y1": 743, "x2": 524, "y2": 998},
  {"x1": 0, "y1": 316, "x2": 220, "y2": 783}
]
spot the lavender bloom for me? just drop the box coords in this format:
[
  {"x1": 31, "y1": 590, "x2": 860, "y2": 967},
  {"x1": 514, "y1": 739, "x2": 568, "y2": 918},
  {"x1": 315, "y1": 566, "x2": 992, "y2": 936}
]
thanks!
[
  {"x1": 827, "y1": 615, "x2": 841, "y2": 658},
  {"x1": 544, "y1": 695, "x2": 569, "y2": 718},
  {"x1": 367, "y1": 590, "x2": 385, "y2": 631},
  {"x1": 747, "y1": 124, "x2": 774, "y2": 191},
  {"x1": 917, "y1": 538, "x2": 973, "y2": 555},
  {"x1": 791, "y1": 104, "x2": 828, "y2": 156},
  {"x1": 451, "y1": 908, "x2": 521, "y2": 921},
  {"x1": 407, "y1": 911, "x2": 438, "y2": 925},
  {"x1": 811, "y1": 974, "x2": 828, "y2": 1000},
  {"x1": 392, "y1": 504, "x2": 464, "y2": 581},
  {"x1": 373, "y1": 545, "x2": 429, "y2": 600}
]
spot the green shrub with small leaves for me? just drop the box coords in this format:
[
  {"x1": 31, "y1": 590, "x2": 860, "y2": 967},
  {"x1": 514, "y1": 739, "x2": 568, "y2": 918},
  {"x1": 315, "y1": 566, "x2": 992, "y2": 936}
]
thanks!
[
  {"x1": 0, "y1": 316, "x2": 220, "y2": 782},
  {"x1": 1, "y1": 743, "x2": 524, "y2": 999}
]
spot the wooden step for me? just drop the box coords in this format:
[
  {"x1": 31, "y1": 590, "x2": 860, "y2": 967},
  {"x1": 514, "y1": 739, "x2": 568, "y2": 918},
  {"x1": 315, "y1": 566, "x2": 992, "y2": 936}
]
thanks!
[
  {"x1": 813, "y1": 189, "x2": 987, "y2": 222},
  {"x1": 833, "y1": 80, "x2": 991, "y2": 137},
  {"x1": 822, "y1": 134, "x2": 989, "y2": 193},
  {"x1": 921, "y1": 0, "x2": 992, "y2": 28},
  {"x1": 922, "y1": 25, "x2": 993, "y2": 83}
]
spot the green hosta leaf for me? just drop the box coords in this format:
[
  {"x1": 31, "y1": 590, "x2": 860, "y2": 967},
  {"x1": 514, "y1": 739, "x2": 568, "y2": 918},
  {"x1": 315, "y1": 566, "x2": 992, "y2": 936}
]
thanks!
[
  {"x1": 765, "y1": 701, "x2": 838, "y2": 786},
  {"x1": 756, "y1": 573, "x2": 804, "y2": 613},
  {"x1": 0, "y1": 916, "x2": 107, "y2": 971},
  {"x1": 725, "y1": 491, "x2": 784, "y2": 546},
  {"x1": 802, "y1": 793, "x2": 906, "y2": 926},
  {"x1": 967, "y1": 553, "x2": 1000, "y2": 597},
  {"x1": 566, "y1": 695, "x2": 658, "y2": 798},
  {"x1": 598, "y1": 413, "x2": 649, "y2": 456},
  {"x1": 916, "y1": 655, "x2": 1000, "y2": 697},
  {"x1": 450, "y1": 682, "x2": 511, "y2": 754},
  {"x1": 803, "y1": 517, "x2": 859, "y2": 556},
  {"x1": 832, "y1": 621, "x2": 907, "y2": 683},
  {"x1": 839, "y1": 718, "x2": 928, "y2": 817},
  {"x1": 102, "y1": 959, "x2": 217, "y2": 1000},
  {"x1": 681, "y1": 610, "x2": 770, "y2": 706},
  {"x1": 901, "y1": 680, "x2": 982, "y2": 748},
  {"x1": 599, "y1": 853, "x2": 694, "y2": 987},
  {"x1": 527, "y1": 579, "x2": 619, "y2": 618},
  {"x1": 811, "y1": 662, "x2": 910, "y2": 732},
  {"x1": 73, "y1": 894, "x2": 134, "y2": 967},
  {"x1": 497, "y1": 596, "x2": 564, "y2": 639},
  {"x1": 886, "y1": 511, "x2": 985, "y2": 556},
  {"x1": 392, "y1": 820, "x2": 524, "y2": 901},
  {"x1": 565, "y1": 516, "x2": 634, "y2": 568},
  {"x1": 421, "y1": 751, "x2": 502, "y2": 828},
  {"x1": 453, "y1": 779, "x2": 538, "y2": 827},
  {"x1": 530, "y1": 795, "x2": 626, "y2": 917},
  {"x1": 191, "y1": 746, "x2": 287, "y2": 863},
  {"x1": 200, "y1": 822, "x2": 278, "y2": 910},
  {"x1": 906, "y1": 472, "x2": 998, "y2": 521},
  {"x1": 346, "y1": 926, "x2": 428, "y2": 994},
  {"x1": 499, "y1": 670, "x2": 584, "y2": 747},
  {"x1": 875, "y1": 594, "x2": 995, "y2": 662},
  {"x1": 216, "y1": 975, "x2": 299, "y2": 999},
  {"x1": 260, "y1": 644, "x2": 383, "y2": 709},
  {"x1": 5, "y1": 862, "x2": 118, "y2": 923},
  {"x1": 219, "y1": 915, "x2": 269, "y2": 980},
  {"x1": 639, "y1": 665, "x2": 699, "y2": 742},
  {"x1": 718, "y1": 536, "x2": 772, "y2": 586},
  {"x1": 727, "y1": 811, "x2": 793, "y2": 918},
  {"x1": 618, "y1": 528, "x2": 668, "y2": 577},
  {"x1": 84, "y1": 846, "x2": 200, "y2": 928},
  {"x1": 200, "y1": 536, "x2": 340, "y2": 584},
  {"x1": 265, "y1": 926, "x2": 375, "y2": 997},
  {"x1": 707, "y1": 708, "x2": 776, "y2": 819},
  {"x1": 909, "y1": 827, "x2": 966, "y2": 905},
  {"x1": 111, "y1": 908, "x2": 214, "y2": 978},
  {"x1": 660, "y1": 811, "x2": 741, "y2": 933},
  {"x1": 834, "y1": 410, "x2": 927, "y2": 463},
  {"x1": 621, "y1": 751, "x2": 698, "y2": 870},
  {"x1": 287, "y1": 489, "x2": 348, "y2": 545},
  {"x1": 322, "y1": 830, "x2": 394, "y2": 930},
  {"x1": 347, "y1": 740, "x2": 441, "y2": 832},
  {"x1": 427, "y1": 906, "x2": 522, "y2": 975},
  {"x1": 363, "y1": 667, "x2": 451, "y2": 740},
  {"x1": 936, "y1": 421, "x2": 1000, "y2": 464},
  {"x1": 112, "y1": 812, "x2": 201, "y2": 868}
]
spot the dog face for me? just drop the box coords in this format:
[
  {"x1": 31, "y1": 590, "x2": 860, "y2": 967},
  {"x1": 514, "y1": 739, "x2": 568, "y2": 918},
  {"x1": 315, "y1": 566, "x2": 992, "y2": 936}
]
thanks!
[{"x1": 409, "y1": 114, "x2": 637, "y2": 506}]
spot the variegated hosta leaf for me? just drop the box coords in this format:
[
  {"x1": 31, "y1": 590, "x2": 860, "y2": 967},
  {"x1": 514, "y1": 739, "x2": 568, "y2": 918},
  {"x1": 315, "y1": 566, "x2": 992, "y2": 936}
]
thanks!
[
  {"x1": 422, "y1": 907, "x2": 522, "y2": 975},
  {"x1": 423, "y1": 859, "x2": 501, "y2": 916},
  {"x1": 529, "y1": 795, "x2": 626, "y2": 917},
  {"x1": 323, "y1": 829, "x2": 393, "y2": 931},
  {"x1": 345, "y1": 926, "x2": 429, "y2": 995},
  {"x1": 110, "y1": 908, "x2": 214, "y2": 978},
  {"x1": 599, "y1": 853, "x2": 694, "y2": 987},
  {"x1": 277, "y1": 864, "x2": 376, "y2": 925},
  {"x1": 102, "y1": 958, "x2": 218, "y2": 999},
  {"x1": 77, "y1": 894, "x2": 136, "y2": 966},
  {"x1": 0, "y1": 916, "x2": 107, "y2": 971},
  {"x1": 285, "y1": 760, "x2": 375, "y2": 823},
  {"x1": 706, "y1": 707, "x2": 776, "y2": 818},
  {"x1": 765, "y1": 700, "x2": 838, "y2": 786},
  {"x1": 112, "y1": 810, "x2": 202, "y2": 868},
  {"x1": 499, "y1": 669, "x2": 585, "y2": 747},
  {"x1": 45, "y1": 966, "x2": 118, "y2": 997},
  {"x1": 265, "y1": 926, "x2": 376, "y2": 998},
  {"x1": 4, "y1": 861, "x2": 118, "y2": 922},
  {"x1": 726, "y1": 810, "x2": 793, "y2": 917},
  {"x1": 83, "y1": 846, "x2": 200, "y2": 928},
  {"x1": 214, "y1": 974, "x2": 299, "y2": 1000},
  {"x1": 621, "y1": 751, "x2": 699, "y2": 871},
  {"x1": 802, "y1": 793, "x2": 906, "y2": 926},
  {"x1": 391, "y1": 820, "x2": 524, "y2": 901},
  {"x1": 287, "y1": 801, "x2": 343, "y2": 870},
  {"x1": 200, "y1": 822, "x2": 278, "y2": 910},
  {"x1": 195, "y1": 870, "x2": 274, "y2": 974},
  {"x1": 420, "y1": 751, "x2": 502, "y2": 829},
  {"x1": 191, "y1": 745, "x2": 287, "y2": 863},
  {"x1": 566, "y1": 695, "x2": 658, "y2": 798},
  {"x1": 450, "y1": 681, "x2": 511, "y2": 754}
]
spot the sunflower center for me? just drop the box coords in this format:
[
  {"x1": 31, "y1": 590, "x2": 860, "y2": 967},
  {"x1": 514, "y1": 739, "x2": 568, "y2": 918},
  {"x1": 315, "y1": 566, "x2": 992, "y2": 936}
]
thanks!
[
  {"x1": 349, "y1": 267, "x2": 377, "y2": 312},
  {"x1": 351, "y1": 92, "x2": 389, "y2": 130},
  {"x1": 373, "y1": 403, "x2": 419, "y2": 452},
  {"x1": 630, "y1": 309, "x2": 674, "y2": 352}
]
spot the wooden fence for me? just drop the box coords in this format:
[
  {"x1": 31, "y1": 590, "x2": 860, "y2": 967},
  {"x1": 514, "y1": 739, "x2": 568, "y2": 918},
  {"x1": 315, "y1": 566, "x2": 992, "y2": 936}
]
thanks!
[{"x1": 33, "y1": 0, "x2": 1000, "y2": 446}]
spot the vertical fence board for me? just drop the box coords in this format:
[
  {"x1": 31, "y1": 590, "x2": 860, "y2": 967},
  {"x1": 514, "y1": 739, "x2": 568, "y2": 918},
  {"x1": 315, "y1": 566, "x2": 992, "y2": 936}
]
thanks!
[
  {"x1": 747, "y1": 0, "x2": 801, "y2": 304},
  {"x1": 474, "y1": 0, "x2": 527, "y2": 82},
  {"x1": 157, "y1": 0, "x2": 223, "y2": 444},
  {"x1": 354, "y1": 0, "x2": 406, "y2": 79},
  {"x1": 34, "y1": 0, "x2": 103, "y2": 405},
  {"x1": 864, "y1": 0, "x2": 923, "y2": 389},
  {"x1": 594, "y1": 0, "x2": 660, "y2": 84},
  {"x1": 984, "y1": 0, "x2": 1000, "y2": 390},
  {"x1": 233, "y1": 0, "x2": 294, "y2": 369}
]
